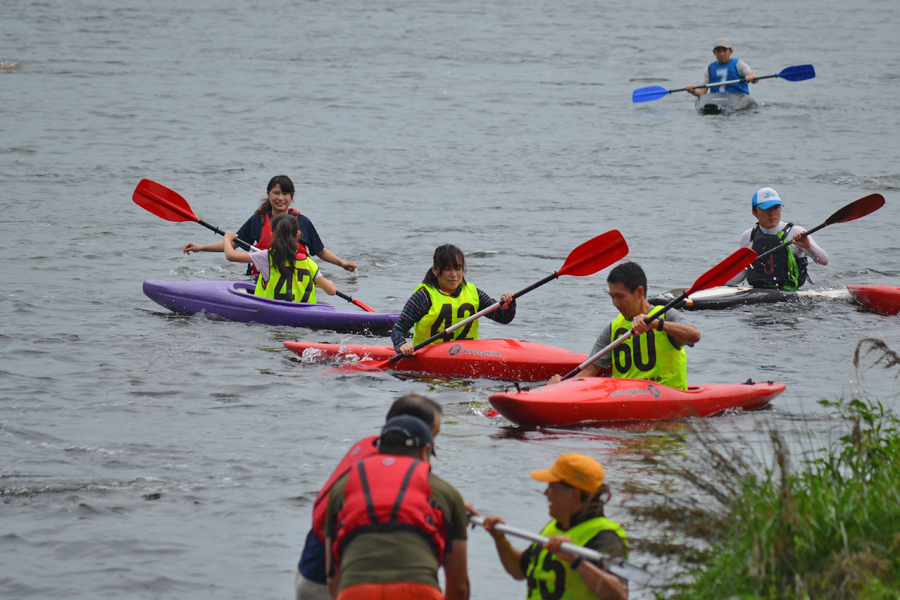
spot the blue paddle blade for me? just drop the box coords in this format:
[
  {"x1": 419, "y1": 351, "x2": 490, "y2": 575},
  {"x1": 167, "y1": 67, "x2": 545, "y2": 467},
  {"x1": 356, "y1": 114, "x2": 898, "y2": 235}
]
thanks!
[
  {"x1": 632, "y1": 86, "x2": 670, "y2": 103},
  {"x1": 777, "y1": 64, "x2": 815, "y2": 81}
]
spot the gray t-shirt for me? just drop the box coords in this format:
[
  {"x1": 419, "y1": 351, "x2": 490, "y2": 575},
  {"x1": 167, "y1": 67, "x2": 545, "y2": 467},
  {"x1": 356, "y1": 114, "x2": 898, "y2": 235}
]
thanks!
[{"x1": 590, "y1": 308, "x2": 690, "y2": 369}]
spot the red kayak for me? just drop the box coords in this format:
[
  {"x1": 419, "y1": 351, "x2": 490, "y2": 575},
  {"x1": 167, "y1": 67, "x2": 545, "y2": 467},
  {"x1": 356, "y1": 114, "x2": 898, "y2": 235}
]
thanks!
[
  {"x1": 283, "y1": 339, "x2": 606, "y2": 381},
  {"x1": 489, "y1": 377, "x2": 785, "y2": 426},
  {"x1": 847, "y1": 284, "x2": 900, "y2": 316}
]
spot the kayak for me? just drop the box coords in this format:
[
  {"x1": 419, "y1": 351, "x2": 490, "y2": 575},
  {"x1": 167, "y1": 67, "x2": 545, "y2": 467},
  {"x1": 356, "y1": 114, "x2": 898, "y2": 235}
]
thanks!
[
  {"x1": 847, "y1": 284, "x2": 900, "y2": 316},
  {"x1": 695, "y1": 92, "x2": 758, "y2": 115},
  {"x1": 489, "y1": 377, "x2": 785, "y2": 426},
  {"x1": 650, "y1": 286, "x2": 849, "y2": 310},
  {"x1": 283, "y1": 339, "x2": 604, "y2": 382},
  {"x1": 143, "y1": 279, "x2": 398, "y2": 335}
]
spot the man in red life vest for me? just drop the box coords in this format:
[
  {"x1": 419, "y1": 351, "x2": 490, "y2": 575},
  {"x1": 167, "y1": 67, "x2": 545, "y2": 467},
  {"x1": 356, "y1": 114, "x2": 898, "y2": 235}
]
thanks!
[
  {"x1": 325, "y1": 416, "x2": 470, "y2": 600},
  {"x1": 296, "y1": 395, "x2": 443, "y2": 600}
]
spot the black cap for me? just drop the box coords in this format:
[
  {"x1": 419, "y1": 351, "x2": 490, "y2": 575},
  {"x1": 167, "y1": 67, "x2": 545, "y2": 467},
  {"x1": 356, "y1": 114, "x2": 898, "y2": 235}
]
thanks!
[{"x1": 379, "y1": 416, "x2": 433, "y2": 449}]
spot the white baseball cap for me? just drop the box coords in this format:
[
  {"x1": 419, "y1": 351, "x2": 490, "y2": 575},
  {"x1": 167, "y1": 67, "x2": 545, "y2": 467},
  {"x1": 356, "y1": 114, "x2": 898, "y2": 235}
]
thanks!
[{"x1": 713, "y1": 38, "x2": 733, "y2": 50}]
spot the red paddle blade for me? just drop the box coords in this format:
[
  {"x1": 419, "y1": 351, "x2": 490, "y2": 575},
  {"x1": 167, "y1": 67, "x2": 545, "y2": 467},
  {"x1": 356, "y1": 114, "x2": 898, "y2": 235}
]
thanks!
[
  {"x1": 557, "y1": 230, "x2": 629, "y2": 277},
  {"x1": 325, "y1": 359, "x2": 392, "y2": 375},
  {"x1": 133, "y1": 179, "x2": 199, "y2": 223},
  {"x1": 351, "y1": 298, "x2": 376, "y2": 313},
  {"x1": 824, "y1": 194, "x2": 885, "y2": 226},
  {"x1": 685, "y1": 247, "x2": 758, "y2": 296}
]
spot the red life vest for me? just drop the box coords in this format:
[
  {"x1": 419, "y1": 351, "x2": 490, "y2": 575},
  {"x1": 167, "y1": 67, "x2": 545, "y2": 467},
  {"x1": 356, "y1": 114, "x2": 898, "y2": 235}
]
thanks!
[
  {"x1": 333, "y1": 456, "x2": 447, "y2": 568},
  {"x1": 250, "y1": 209, "x2": 307, "y2": 275},
  {"x1": 312, "y1": 436, "x2": 379, "y2": 542}
]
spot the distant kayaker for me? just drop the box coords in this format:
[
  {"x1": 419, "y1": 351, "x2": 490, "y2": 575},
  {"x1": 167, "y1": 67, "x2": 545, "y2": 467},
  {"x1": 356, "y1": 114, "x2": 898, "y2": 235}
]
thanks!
[
  {"x1": 391, "y1": 244, "x2": 516, "y2": 356},
  {"x1": 222, "y1": 214, "x2": 336, "y2": 303},
  {"x1": 296, "y1": 394, "x2": 445, "y2": 600},
  {"x1": 549, "y1": 262, "x2": 700, "y2": 390},
  {"x1": 482, "y1": 454, "x2": 629, "y2": 600},
  {"x1": 324, "y1": 415, "x2": 471, "y2": 600},
  {"x1": 726, "y1": 187, "x2": 829, "y2": 290},
  {"x1": 685, "y1": 38, "x2": 758, "y2": 97},
  {"x1": 182, "y1": 175, "x2": 357, "y2": 275}
]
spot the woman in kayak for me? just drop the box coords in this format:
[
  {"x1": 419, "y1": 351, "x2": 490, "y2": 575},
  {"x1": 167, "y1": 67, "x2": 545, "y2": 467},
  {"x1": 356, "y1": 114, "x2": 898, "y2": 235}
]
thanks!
[
  {"x1": 391, "y1": 244, "x2": 516, "y2": 356},
  {"x1": 223, "y1": 214, "x2": 336, "y2": 303},
  {"x1": 182, "y1": 175, "x2": 357, "y2": 275}
]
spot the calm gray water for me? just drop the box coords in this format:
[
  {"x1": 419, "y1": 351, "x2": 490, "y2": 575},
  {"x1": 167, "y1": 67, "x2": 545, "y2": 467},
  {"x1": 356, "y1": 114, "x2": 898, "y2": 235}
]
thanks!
[{"x1": 2, "y1": 0, "x2": 899, "y2": 598}]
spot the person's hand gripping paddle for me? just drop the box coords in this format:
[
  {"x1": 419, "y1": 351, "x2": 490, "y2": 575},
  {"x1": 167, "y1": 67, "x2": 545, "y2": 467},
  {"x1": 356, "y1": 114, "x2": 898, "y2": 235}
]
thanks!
[
  {"x1": 752, "y1": 193, "x2": 885, "y2": 266},
  {"x1": 331, "y1": 230, "x2": 629, "y2": 374},
  {"x1": 632, "y1": 64, "x2": 816, "y2": 103},
  {"x1": 132, "y1": 178, "x2": 376, "y2": 312},
  {"x1": 469, "y1": 515, "x2": 664, "y2": 587},
  {"x1": 556, "y1": 247, "x2": 758, "y2": 382}
]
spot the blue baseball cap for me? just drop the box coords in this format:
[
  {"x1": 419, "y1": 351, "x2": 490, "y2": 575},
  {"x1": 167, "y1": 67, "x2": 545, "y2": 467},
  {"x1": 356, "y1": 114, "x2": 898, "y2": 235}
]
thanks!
[
  {"x1": 752, "y1": 187, "x2": 784, "y2": 210},
  {"x1": 379, "y1": 416, "x2": 433, "y2": 449}
]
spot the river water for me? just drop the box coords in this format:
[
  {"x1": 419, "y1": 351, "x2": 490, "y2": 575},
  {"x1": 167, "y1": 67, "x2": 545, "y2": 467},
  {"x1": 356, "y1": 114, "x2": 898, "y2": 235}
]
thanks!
[{"x1": 2, "y1": 0, "x2": 899, "y2": 598}]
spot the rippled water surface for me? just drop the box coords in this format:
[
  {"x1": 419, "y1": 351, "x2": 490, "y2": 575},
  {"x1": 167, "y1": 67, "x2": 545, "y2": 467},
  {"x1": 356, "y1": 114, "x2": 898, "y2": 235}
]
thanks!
[{"x1": 2, "y1": 0, "x2": 900, "y2": 598}]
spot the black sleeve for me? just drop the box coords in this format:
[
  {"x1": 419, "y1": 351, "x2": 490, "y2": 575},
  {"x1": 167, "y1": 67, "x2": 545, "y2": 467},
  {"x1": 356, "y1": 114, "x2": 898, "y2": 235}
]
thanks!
[
  {"x1": 236, "y1": 214, "x2": 262, "y2": 246},
  {"x1": 298, "y1": 215, "x2": 325, "y2": 257},
  {"x1": 584, "y1": 530, "x2": 628, "y2": 559}
]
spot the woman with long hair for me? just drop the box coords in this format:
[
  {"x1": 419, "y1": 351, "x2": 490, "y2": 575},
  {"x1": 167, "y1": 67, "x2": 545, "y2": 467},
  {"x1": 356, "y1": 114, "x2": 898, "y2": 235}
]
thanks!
[
  {"x1": 390, "y1": 244, "x2": 515, "y2": 356},
  {"x1": 223, "y1": 214, "x2": 336, "y2": 303}
]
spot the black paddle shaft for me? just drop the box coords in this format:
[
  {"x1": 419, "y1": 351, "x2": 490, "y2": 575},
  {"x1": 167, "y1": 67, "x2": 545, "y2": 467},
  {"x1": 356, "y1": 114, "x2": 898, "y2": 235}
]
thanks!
[{"x1": 197, "y1": 218, "x2": 255, "y2": 251}]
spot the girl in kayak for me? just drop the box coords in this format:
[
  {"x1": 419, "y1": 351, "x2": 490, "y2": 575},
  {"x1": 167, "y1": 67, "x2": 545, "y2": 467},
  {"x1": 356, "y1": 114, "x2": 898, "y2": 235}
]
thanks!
[
  {"x1": 223, "y1": 214, "x2": 336, "y2": 303},
  {"x1": 391, "y1": 244, "x2": 516, "y2": 356},
  {"x1": 183, "y1": 175, "x2": 357, "y2": 275}
]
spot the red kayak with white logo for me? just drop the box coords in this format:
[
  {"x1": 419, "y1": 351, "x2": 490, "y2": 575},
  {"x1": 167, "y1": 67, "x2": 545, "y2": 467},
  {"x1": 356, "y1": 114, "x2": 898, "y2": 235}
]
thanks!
[
  {"x1": 283, "y1": 339, "x2": 603, "y2": 381},
  {"x1": 847, "y1": 284, "x2": 900, "y2": 316},
  {"x1": 489, "y1": 377, "x2": 785, "y2": 426}
]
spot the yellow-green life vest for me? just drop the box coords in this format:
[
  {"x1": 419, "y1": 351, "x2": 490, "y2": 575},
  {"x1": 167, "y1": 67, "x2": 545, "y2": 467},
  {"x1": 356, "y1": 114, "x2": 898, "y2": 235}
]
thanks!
[
  {"x1": 524, "y1": 516, "x2": 627, "y2": 600},
  {"x1": 412, "y1": 282, "x2": 480, "y2": 346},
  {"x1": 609, "y1": 305, "x2": 687, "y2": 390},
  {"x1": 255, "y1": 253, "x2": 319, "y2": 304}
]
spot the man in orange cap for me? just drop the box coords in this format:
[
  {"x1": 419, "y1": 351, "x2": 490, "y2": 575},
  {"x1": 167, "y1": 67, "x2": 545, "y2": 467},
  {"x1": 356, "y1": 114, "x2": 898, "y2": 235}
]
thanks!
[{"x1": 483, "y1": 454, "x2": 628, "y2": 600}]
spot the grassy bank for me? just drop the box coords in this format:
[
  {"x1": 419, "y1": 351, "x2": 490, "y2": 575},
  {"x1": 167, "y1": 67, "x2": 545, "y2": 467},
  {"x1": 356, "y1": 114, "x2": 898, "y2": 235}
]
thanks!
[{"x1": 631, "y1": 339, "x2": 900, "y2": 600}]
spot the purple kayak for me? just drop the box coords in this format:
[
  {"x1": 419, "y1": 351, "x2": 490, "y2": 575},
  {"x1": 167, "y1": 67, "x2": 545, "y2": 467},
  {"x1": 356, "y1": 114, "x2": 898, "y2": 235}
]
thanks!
[{"x1": 143, "y1": 280, "x2": 398, "y2": 335}]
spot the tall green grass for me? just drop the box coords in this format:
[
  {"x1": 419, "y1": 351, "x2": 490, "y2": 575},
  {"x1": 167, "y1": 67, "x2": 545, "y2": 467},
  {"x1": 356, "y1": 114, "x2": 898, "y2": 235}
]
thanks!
[{"x1": 635, "y1": 339, "x2": 900, "y2": 600}]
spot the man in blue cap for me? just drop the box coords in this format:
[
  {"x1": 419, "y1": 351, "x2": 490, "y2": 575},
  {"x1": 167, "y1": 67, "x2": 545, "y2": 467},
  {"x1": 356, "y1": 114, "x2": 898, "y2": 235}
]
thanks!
[{"x1": 727, "y1": 187, "x2": 830, "y2": 290}]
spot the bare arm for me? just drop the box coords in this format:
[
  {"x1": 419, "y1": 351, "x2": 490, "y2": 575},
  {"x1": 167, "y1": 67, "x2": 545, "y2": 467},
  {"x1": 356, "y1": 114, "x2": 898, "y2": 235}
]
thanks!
[
  {"x1": 482, "y1": 517, "x2": 526, "y2": 579},
  {"x1": 222, "y1": 232, "x2": 252, "y2": 263},
  {"x1": 315, "y1": 275, "x2": 337, "y2": 296},
  {"x1": 633, "y1": 315, "x2": 700, "y2": 345},
  {"x1": 316, "y1": 248, "x2": 357, "y2": 272},
  {"x1": 183, "y1": 239, "x2": 228, "y2": 254},
  {"x1": 548, "y1": 362, "x2": 604, "y2": 385},
  {"x1": 324, "y1": 537, "x2": 339, "y2": 599},
  {"x1": 443, "y1": 540, "x2": 470, "y2": 600}
]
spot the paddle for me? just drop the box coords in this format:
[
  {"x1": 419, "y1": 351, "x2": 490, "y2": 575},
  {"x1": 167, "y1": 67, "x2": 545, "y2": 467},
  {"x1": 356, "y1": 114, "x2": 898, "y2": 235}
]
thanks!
[
  {"x1": 632, "y1": 64, "x2": 816, "y2": 103},
  {"x1": 469, "y1": 515, "x2": 664, "y2": 587},
  {"x1": 558, "y1": 247, "x2": 757, "y2": 381},
  {"x1": 753, "y1": 193, "x2": 885, "y2": 265},
  {"x1": 132, "y1": 178, "x2": 376, "y2": 313},
  {"x1": 331, "y1": 230, "x2": 629, "y2": 374}
]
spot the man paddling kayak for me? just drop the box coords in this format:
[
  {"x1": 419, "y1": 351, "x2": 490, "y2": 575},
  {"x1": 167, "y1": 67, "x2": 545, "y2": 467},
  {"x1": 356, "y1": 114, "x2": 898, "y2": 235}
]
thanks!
[
  {"x1": 726, "y1": 187, "x2": 829, "y2": 290},
  {"x1": 685, "y1": 38, "x2": 757, "y2": 97},
  {"x1": 482, "y1": 454, "x2": 629, "y2": 600},
  {"x1": 391, "y1": 244, "x2": 516, "y2": 356},
  {"x1": 295, "y1": 394, "x2": 444, "y2": 600},
  {"x1": 549, "y1": 262, "x2": 700, "y2": 390}
]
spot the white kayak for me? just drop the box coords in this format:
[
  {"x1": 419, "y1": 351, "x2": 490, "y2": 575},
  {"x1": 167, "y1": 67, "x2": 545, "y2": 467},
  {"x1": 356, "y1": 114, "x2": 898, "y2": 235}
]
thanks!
[
  {"x1": 695, "y1": 93, "x2": 758, "y2": 114},
  {"x1": 650, "y1": 286, "x2": 849, "y2": 310}
]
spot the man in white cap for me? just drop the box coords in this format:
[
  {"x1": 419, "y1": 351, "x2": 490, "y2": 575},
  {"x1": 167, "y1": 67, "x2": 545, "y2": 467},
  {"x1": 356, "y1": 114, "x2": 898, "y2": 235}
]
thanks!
[
  {"x1": 685, "y1": 38, "x2": 757, "y2": 97},
  {"x1": 727, "y1": 187, "x2": 830, "y2": 290}
]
